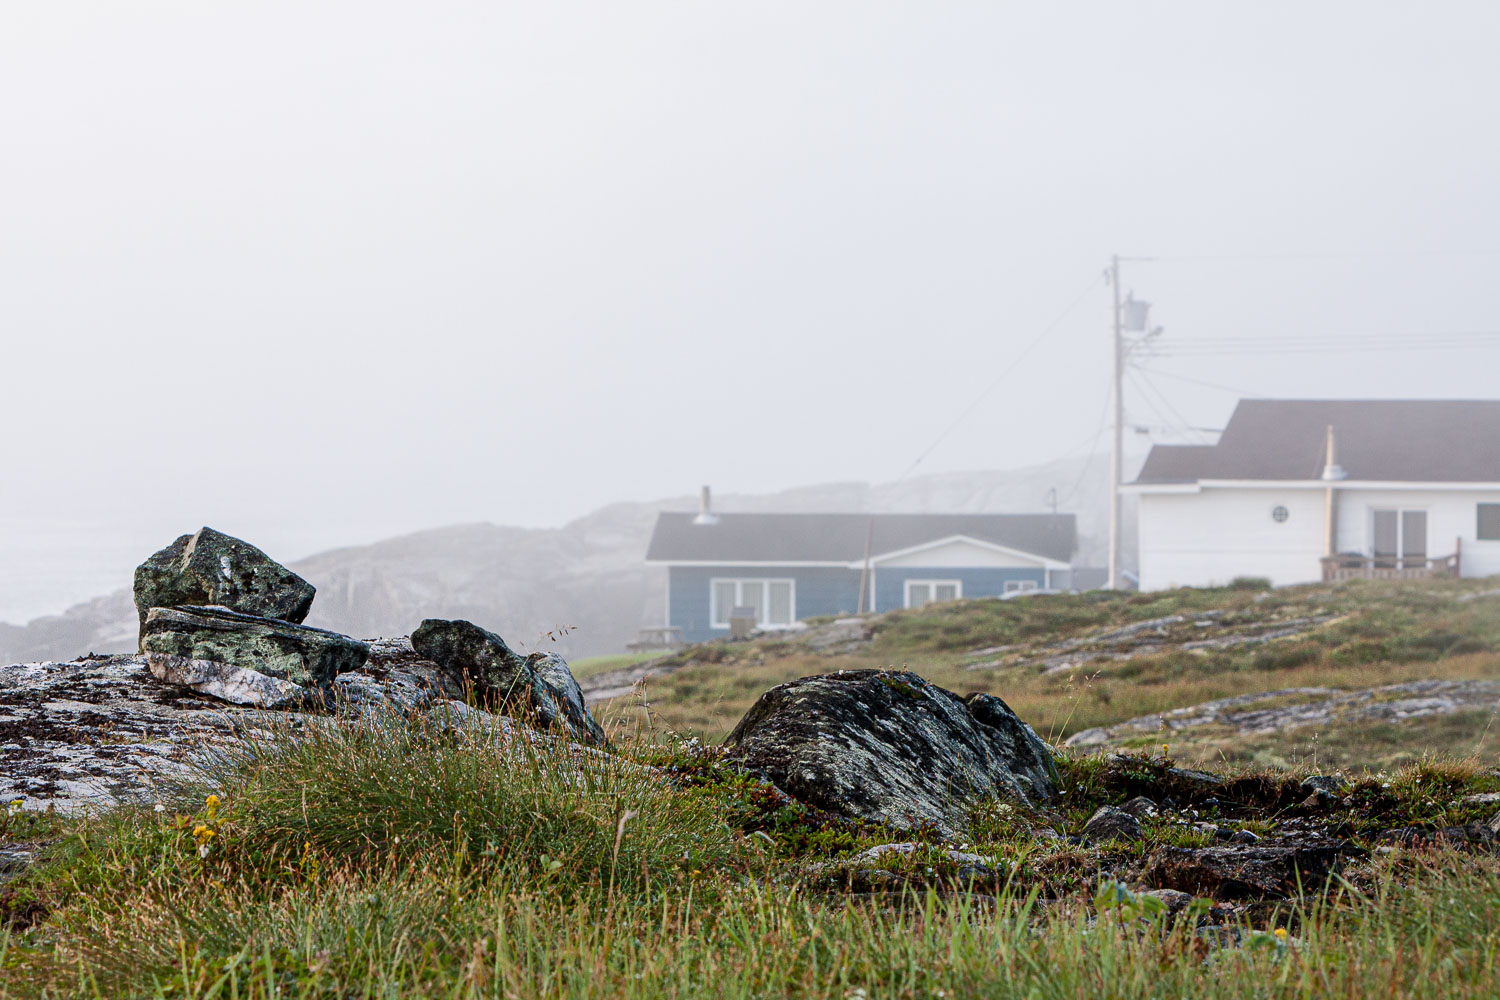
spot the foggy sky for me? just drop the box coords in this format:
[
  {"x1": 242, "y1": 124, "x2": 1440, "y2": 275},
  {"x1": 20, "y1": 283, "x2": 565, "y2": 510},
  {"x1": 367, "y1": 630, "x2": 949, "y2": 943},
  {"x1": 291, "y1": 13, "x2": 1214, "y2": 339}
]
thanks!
[{"x1": 4, "y1": 1, "x2": 1499, "y2": 622}]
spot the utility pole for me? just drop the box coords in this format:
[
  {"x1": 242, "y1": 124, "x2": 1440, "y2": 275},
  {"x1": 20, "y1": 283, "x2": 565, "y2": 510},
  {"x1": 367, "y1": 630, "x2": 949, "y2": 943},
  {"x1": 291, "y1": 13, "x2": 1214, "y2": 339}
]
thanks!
[{"x1": 1107, "y1": 255, "x2": 1124, "y2": 590}]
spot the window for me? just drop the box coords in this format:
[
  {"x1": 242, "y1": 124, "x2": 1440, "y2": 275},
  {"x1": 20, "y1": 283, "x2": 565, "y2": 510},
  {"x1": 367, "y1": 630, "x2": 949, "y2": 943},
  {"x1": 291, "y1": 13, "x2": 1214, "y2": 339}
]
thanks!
[
  {"x1": 1372, "y1": 509, "x2": 1427, "y2": 568},
  {"x1": 1004, "y1": 579, "x2": 1040, "y2": 594},
  {"x1": 905, "y1": 579, "x2": 961, "y2": 609},
  {"x1": 710, "y1": 579, "x2": 795, "y2": 628},
  {"x1": 1480, "y1": 504, "x2": 1500, "y2": 541}
]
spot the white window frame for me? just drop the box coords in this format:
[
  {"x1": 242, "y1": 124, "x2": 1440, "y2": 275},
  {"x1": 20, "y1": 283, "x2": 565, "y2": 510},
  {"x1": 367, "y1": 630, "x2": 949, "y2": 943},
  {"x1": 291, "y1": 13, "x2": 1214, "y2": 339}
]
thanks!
[
  {"x1": 1004, "y1": 579, "x2": 1040, "y2": 594},
  {"x1": 709, "y1": 578, "x2": 797, "y2": 629},
  {"x1": 904, "y1": 579, "x2": 962, "y2": 609}
]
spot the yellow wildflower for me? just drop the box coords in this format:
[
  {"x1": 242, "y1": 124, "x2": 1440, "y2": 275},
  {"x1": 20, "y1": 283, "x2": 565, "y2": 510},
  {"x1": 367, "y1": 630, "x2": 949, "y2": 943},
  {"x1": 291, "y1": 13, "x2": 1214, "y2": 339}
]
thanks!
[
  {"x1": 205, "y1": 794, "x2": 221, "y2": 818},
  {"x1": 1274, "y1": 927, "x2": 1288, "y2": 941}
]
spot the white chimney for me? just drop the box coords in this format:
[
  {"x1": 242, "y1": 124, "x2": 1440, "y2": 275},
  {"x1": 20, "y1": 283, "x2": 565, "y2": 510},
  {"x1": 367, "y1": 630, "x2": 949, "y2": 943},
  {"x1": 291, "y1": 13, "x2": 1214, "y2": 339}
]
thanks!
[
  {"x1": 1321, "y1": 425, "x2": 1347, "y2": 481},
  {"x1": 693, "y1": 484, "x2": 719, "y2": 525}
]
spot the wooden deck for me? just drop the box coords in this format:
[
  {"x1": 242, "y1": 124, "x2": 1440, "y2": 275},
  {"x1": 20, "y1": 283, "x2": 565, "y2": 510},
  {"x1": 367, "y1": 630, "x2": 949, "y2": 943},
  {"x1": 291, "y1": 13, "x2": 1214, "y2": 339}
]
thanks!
[{"x1": 1321, "y1": 550, "x2": 1461, "y2": 583}]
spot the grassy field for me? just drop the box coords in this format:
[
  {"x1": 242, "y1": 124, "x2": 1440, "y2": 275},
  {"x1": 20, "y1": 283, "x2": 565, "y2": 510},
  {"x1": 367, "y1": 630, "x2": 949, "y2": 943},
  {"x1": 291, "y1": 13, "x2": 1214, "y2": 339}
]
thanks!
[
  {"x1": 7, "y1": 715, "x2": 1500, "y2": 998},
  {"x1": 595, "y1": 578, "x2": 1500, "y2": 769},
  {"x1": 566, "y1": 651, "x2": 663, "y2": 680},
  {"x1": 8, "y1": 577, "x2": 1500, "y2": 997}
]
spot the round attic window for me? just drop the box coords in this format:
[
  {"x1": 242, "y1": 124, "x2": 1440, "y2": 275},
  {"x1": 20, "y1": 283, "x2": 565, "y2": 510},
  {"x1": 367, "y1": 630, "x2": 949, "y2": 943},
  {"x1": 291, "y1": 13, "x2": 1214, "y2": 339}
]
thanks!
[{"x1": 1271, "y1": 505, "x2": 1289, "y2": 523}]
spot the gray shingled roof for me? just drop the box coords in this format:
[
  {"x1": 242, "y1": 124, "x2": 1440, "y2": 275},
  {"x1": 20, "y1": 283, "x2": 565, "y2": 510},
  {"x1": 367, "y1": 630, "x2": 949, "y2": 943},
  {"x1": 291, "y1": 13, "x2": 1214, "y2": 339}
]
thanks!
[
  {"x1": 1134, "y1": 399, "x2": 1500, "y2": 484},
  {"x1": 645, "y1": 512, "x2": 1076, "y2": 564}
]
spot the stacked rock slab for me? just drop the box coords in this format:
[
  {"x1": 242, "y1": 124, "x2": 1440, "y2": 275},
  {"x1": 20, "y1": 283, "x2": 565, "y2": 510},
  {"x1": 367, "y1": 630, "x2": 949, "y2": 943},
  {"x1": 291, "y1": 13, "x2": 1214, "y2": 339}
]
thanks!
[
  {"x1": 142, "y1": 605, "x2": 369, "y2": 708},
  {"x1": 411, "y1": 618, "x2": 606, "y2": 747},
  {"x1": 723, "y1": 669, "x2": 1058, "y2": 836},
  {"x1": 133, "y1": 527, "x2": 316, "y2": 643}
]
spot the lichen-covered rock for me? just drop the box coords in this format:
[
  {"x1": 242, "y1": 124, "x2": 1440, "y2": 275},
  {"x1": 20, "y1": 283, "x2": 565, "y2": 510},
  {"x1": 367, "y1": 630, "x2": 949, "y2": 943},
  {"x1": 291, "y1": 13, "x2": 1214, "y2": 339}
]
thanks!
[
  {"x1": 722, "y1": 669, "x2": 1057, "y2": 836},
  {"x1": 133, "y1": 527, "x2": 316, "y2": 642},
  {"x1": 142, "y1": 606, "x2": 368, "y2": 707},
  {"x1": 1141, "y1": 844, "x2": 1348, "y2": 899},
  {"x1": 0, "y1": 650, "x2": 604, "y2": 816},
  {"x1": 410, "y1": 619, "x2": 606, "y2": 746},
  {"x1": 1083, "y1": 805, "x2": 1143, "y2": 842}
]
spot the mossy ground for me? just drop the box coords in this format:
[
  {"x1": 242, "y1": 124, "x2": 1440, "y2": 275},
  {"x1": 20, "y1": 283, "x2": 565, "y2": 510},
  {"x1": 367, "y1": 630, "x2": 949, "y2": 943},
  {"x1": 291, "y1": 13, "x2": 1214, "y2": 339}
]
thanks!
[
  {"x1": 597, "y1": 578, "x2": 1500, "y2": 769},
  {"x1": 8, "y1": 719, "x2": 1500, "y2": 998}
]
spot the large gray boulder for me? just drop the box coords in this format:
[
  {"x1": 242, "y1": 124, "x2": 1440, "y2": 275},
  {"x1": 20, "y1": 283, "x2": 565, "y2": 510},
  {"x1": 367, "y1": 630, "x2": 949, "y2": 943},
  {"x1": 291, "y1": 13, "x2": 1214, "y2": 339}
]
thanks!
[
  {"x1": 410, "y1": 618, "x2": 606, "y2": 746},
  {"x1": 723, "y1": 669, "x2": 1058, "y2": 836},
  {"x1": 142, "y1": 605, "x2": 368, "y2": 708},
  {"x1": 133, "y1": 527, "x2": 316, "y2": 643}
]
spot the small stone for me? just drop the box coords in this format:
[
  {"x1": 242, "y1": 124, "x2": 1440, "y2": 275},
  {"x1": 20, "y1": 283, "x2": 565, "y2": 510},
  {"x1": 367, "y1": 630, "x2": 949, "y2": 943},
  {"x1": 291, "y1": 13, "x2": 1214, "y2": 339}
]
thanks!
[
  {"x1": 1461, "y1": 791, "x2": 1500, "y2": 806},
  {"x1": 1121, "y1": 795, "x2": 1158, "y2": 818},
  {"x1": 1299, "y1": 774, "x2": 1350, "y2": 796},
  {"x1": 1083, "y1": 805, "x2": 1144, "y2": 842},
  {"x1": 1138, "y1": 888, "x2": 1195, "y2": 916}
]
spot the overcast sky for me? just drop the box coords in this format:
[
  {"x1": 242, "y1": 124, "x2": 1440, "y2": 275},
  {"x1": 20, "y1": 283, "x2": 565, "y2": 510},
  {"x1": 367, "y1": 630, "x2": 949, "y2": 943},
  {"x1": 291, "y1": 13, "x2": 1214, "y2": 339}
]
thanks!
[{"x1": 4, "y1": 1, "x2": 1499, "y2": 621}]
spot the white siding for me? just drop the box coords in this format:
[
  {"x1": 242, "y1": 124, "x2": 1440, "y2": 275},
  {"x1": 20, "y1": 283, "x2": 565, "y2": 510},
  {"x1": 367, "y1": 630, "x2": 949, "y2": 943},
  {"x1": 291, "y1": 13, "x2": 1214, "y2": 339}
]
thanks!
[
  {"x1": 1138, "y1": 488, "x2": 1326, "y2": 590},
  {"x1": 1139, "y1": 485, "x2": 1500, "y2": 590},
  {"x1": 1334, "y1": 489, "x2": 1500, "y2": 578}
]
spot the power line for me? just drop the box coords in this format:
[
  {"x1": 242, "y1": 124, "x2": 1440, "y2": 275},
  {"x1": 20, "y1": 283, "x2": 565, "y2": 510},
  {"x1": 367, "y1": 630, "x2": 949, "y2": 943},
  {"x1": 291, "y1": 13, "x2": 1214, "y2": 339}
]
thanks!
[
  {"x1": 1134, "y1": 366, "x2": 1267, "y2": 398},
  {"x1": 892, "y1": 273, "x2": 1104, "y2": 484},
  {"x1": 1152, "y1": 332, "x2": 1500, "y2": 357}
]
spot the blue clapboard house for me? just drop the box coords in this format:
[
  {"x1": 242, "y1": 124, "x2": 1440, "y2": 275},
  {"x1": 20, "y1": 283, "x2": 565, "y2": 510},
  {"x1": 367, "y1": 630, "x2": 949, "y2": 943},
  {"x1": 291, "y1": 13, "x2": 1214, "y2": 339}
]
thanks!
[{"x1": 645, "y1": 490, "x2": 1077, "y2": 643}]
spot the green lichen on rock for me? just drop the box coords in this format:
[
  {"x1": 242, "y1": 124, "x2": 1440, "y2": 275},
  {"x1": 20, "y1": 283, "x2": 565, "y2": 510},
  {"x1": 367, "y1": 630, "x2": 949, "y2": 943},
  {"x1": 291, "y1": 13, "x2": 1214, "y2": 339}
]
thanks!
[
  {"x1": 141, "y1": 605, "x2": 368, "y2": 707},
  {"x1": 132, "y1": 527, "x2": 316, "y2": 646}
]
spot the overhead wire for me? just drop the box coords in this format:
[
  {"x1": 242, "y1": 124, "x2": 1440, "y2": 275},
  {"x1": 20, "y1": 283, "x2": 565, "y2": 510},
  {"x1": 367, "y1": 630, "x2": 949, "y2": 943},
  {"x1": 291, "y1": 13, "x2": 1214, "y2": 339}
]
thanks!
[{"x1": 890, "y1": 273, "x2": 1104, "y2": 485}]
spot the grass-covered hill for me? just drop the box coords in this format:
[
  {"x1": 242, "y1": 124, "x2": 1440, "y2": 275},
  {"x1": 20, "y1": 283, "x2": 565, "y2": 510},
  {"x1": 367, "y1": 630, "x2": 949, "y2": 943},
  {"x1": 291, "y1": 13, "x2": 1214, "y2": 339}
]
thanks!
[
  {"x1": 587, "y1": 576, "x2": 1500, "y2": 771},
  {"x1": 8, "y1": 576, "x2": 1500, "y2": 998}
]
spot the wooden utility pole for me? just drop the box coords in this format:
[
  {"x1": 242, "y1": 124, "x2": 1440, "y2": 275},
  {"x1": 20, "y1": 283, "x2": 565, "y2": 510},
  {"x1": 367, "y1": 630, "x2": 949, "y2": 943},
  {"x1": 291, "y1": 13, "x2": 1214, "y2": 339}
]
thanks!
[{"x1": 1107, "y1": 255, "x2": 1124, "y2": 590}]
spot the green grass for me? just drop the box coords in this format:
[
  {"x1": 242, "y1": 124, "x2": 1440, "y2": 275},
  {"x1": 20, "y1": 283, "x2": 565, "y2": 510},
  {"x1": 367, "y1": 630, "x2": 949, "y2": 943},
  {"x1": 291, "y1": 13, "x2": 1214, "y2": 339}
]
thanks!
[
  {"x1": 567, "y1": 651, "x2": 664, "y2": 680},
  {"x1": 596, "y1": 579, "x2": 1500, "y2": 765},
  {"x1": 9, "y1": 718, "x2": 1500, "y2": 997}
]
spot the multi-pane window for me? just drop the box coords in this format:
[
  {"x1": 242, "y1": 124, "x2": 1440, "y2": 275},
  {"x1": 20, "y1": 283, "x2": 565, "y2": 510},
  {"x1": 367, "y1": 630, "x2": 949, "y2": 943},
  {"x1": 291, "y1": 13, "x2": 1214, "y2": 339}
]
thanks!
[
  {"x1": 1479, "y1": 504, "x2": 1500, "y2": 542},
  {"x1": 1004, "y1": 579, "x2": 1040, "y2": 594},
  {"x1": 905, "y1": 579, "x2": 961, "y2": 609},
  {"x1": 710, "y1": 579, "x2": 795, "y2": 628},
  {"x1": 1372, "y1": 509, "x2": 1427, "y2": 568}
]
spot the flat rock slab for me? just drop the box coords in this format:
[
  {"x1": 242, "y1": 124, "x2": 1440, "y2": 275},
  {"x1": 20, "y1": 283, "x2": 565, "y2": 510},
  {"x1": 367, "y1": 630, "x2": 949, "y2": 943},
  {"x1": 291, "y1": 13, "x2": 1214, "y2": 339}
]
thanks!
[
  {"x1": 1141, "y1": 844, "x2": 1348, "y2": 899},
  {"x1": 723, "y1": 669, "x2": 1057, "y2": 836},
  {"x1": 411, "y1": 619, "x2": 606, "y2": 746},
  {"x1": 0, "y1": 655, "x2": 263, "y2": 814},
  {"x1": 133, "y1": 527, "x2": 316, "y2": 639},
  {"x1": 142, "y1": 606, "x2": 369, "y2": 707},
  {"x1": 0, "y1": 644, "x2": 533, "y2": 815}
]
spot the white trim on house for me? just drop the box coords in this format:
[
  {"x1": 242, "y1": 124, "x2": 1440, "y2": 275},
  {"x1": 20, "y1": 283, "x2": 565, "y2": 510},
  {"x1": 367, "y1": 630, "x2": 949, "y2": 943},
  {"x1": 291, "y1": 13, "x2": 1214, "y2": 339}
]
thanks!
[
  {"x1": 904, "y1": 579, "x2": 962, "y2": 609},
  {"x1": 709, "y1": 577, "x2": 797, "y2": 630},
  {"x1": 847, "y1": 534, "x2": 1069, "y2": 571}
]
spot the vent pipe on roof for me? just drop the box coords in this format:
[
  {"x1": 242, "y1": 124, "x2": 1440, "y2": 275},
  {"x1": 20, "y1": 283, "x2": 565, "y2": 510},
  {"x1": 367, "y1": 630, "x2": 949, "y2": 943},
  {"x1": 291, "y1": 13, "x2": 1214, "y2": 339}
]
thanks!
[
  {"x1": 1320, "y1": 425, "x2": 1347, "y2": 482},
  {"x1": 693, "y1": 485, "x2": 719, "y2": 525}
]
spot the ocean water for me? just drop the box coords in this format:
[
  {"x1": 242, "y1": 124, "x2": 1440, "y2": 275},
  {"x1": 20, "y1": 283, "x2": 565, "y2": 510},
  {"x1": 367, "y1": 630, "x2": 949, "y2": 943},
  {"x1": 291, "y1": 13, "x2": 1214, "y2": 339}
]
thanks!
[{"x1": 0, "y1": 540, "x2": 140, "y2": 624}]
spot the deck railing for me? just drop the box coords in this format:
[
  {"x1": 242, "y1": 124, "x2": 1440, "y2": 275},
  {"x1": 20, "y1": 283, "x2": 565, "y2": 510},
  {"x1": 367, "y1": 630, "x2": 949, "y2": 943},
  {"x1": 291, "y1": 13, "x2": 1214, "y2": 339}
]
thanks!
[{"x1": 1320, "y1": 547, "x2": 1461, "y2": 583}]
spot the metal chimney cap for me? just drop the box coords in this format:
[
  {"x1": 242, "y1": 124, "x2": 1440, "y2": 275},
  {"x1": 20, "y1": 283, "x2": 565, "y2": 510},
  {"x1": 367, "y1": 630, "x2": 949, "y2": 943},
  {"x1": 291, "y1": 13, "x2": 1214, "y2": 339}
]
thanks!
[{"x1": 693, "y1": 484, "x2": 719, "y2": 525}]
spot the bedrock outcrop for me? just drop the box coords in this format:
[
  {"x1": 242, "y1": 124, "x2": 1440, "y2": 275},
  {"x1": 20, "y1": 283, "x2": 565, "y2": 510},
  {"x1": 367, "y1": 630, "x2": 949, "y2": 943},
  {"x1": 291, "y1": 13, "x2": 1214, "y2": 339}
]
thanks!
[
  {"x1": 722, "y1": 669, "x2": 1058, "y2": 836},
  {"x1": 141, "y1": 605, "x2": 370, "y2": 707},
  {"x1": 133, "y1": 527, "x2": 316, "y2": 640}
]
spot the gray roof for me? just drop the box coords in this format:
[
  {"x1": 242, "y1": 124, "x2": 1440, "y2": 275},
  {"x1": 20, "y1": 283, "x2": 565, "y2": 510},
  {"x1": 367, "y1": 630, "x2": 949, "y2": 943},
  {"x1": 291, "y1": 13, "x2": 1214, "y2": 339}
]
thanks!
[
  {"x1": 645, "y1": 512, "x2": 1076, "y2": 564},
  {"x1": 1134, "y1": 399, "x2": 1500, "y2": 484}
]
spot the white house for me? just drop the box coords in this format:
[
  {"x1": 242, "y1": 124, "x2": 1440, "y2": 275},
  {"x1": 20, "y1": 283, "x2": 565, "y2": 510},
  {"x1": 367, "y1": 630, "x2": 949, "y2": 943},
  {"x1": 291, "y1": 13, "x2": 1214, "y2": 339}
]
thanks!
[{"x1": 1126, "y1": 399, "x2": 1500, "y2": 590}]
